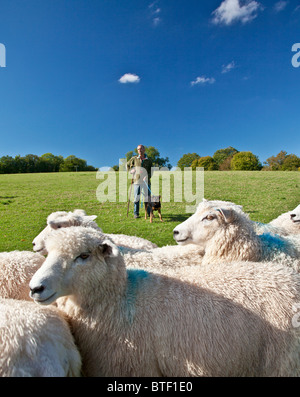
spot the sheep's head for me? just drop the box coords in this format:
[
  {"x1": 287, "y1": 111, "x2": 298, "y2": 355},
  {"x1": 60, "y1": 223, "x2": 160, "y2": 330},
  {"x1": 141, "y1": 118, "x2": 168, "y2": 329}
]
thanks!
[
  {"x1": 32, "y1": 210, "x2": 99, "y2": 255},
  {"x1": 290, "y1": 204, "x2": 300, "y2": 223},
  {"x1": 29, "y1": 226, "x2": 119, "y2": 305},
  {"x1": 173, "y1": 199, "x2": 244, "y2": 247}
]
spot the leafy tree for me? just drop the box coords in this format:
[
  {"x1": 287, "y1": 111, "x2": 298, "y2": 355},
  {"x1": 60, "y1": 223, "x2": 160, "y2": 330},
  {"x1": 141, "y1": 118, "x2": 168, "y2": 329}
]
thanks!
[
  {"x1": 213, "y1": 147, "x2": 239, "y2": 168},
  {"x1": 59, "y1": 155, "x2": 88, "y2": 172},
  {"x1": 0, "y1": 156, "x2": 16, "y2": 174},
  {"x1": 14, "y1": 155, "x2": 27, "y2": 173},
  {"x1": 264, "y1": 151, "x2": 287, "y2": 170},
  {"x1": 281, "y1": 154, "x2": 300, "y2": 171},
  {"x1": 39, "y1": 153, "x2": 64, "y2": 172},
  {"x1": 177, "y1": 153, "x2": 201, "y2": 170},
  {"x1": 191, "y1": 156, "x2": 218, "y2": 171},
  {"x1": 23, "y1": 154, "x2": 40, "y2": 173},
  {"x1": 231, "y1": 152, "x2": 262, "y2": 171},
  {"x1": 126, "y1": 151, "x2": 135, "y2": 162},
  {"x1": 219, "y1": 156, "x2": 234, "y2": 171}
]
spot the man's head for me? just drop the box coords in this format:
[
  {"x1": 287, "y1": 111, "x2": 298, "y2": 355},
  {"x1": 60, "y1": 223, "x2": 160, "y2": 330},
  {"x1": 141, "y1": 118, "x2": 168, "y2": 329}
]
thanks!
[{"x1": 137, "y1": 145, "x2": 145, "y2": 157}]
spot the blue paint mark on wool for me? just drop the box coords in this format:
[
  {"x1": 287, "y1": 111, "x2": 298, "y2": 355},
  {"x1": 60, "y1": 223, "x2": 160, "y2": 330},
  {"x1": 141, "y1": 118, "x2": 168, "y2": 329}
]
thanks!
[
  {"x1": 259, "y1": 233, "x2": 291, "y2": 259},
  {"x1": 125, "y1": 269, "x2": 149, "y2": 324}
]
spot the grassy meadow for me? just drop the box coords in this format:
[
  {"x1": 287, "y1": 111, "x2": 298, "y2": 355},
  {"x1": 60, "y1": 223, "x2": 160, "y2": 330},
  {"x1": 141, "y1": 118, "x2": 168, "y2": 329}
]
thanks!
[{"x1": 0, "y1": 171, "x2": 299, "y2": 252}]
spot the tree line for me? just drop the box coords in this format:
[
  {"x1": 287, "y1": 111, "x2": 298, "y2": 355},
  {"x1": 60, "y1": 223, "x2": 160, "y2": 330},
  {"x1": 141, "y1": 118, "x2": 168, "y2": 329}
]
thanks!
[
  {"x1": 177, "y1": 148, "x2": 300, "y2": 171},
  {"x1": 0, "y1": 153, "x2": 97, "y2": 174},
  {"x1": 1, "y1": 147, "x2": 299, "y2": 175}
]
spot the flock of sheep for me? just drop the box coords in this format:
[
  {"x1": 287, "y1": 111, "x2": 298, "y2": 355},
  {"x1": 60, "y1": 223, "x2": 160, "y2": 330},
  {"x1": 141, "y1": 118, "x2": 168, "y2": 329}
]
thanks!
[{"x1": 1, "y1": 200, "x2": 300, "y2": 377}]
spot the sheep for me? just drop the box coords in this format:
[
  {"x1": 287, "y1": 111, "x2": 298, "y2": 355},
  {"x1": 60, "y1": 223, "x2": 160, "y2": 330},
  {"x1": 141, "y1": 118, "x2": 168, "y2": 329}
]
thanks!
[
  {"x1": 33, "y1": 209, "x2": 204, "y2": 272},
  {"x1": 32, "y1": 209, "x2": 157, "y2": 255},
  {"x1": 0, "y1": 251, "x2": 45, "y2": 301},
  {"x1": 269, "y1": 204, "x2": 300, "y2": 236},
  {"x1": 173, "y1": 199, "x2": 300, "y2": 271},
  {"x1": 0, "y1": 298, "x2": 81, "y2": 377},
  {"x1": 29, "y1": 226, "x2": 300, "y2": 377},
  {"x1": 123, "y1": 243, "x2": 205, "y2": 272}
]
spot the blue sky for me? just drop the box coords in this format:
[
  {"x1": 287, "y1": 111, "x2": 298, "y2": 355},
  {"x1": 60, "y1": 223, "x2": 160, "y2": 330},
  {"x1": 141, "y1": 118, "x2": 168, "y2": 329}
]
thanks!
[{"x1": 0, "y1": 0, "x2": 300, "y2": 169}]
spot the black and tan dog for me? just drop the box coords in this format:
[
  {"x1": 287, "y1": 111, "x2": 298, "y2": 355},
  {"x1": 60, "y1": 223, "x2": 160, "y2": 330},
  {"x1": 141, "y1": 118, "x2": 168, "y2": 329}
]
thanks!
[{"x1": 145, "y1": 195, "x2": 163, "y2": 223}]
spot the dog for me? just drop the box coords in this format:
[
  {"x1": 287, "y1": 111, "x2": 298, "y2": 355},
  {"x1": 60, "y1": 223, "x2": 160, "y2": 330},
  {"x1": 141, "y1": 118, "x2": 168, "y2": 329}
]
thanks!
[{"x1": 145, "y1": 195, "x2": 163, "y2": 223}]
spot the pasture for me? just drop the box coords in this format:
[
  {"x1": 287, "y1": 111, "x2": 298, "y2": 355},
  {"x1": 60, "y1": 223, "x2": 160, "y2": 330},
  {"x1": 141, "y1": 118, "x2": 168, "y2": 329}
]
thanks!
[{"x1": 0, "y1": 171, "x2": 299, "y2": 252}]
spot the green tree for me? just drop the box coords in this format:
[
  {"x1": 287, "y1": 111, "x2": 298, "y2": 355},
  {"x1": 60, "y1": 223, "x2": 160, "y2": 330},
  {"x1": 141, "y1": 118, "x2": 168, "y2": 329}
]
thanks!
[
  {"x1": 177, "y1": 153, "x2": 201, "y2": 170},
  {"x1": 191, "y1": 156, "x2": 218, "y2": 171},
  {"x1": 231, "y1": 152, "x2": 262, "y2": 171},
  {"x1": 60, "y1": 155, "x2": 88, "y2": 172},
  {"x1": 213, "y1": 147, "x2": 239, "y2": 168},
  {"x1": 14, "y1": 155, "x2": 27, "y2": 173},
  {"x1": 23, "y1": 154, "x2": 40, "y2": 173},
  {"x1": 0, "y1": 156, "x2": 16, "y2": 174},
  {"x1": 39, "y1": 153, "x2": 64, "y2": 172},
  {"x1": 281, "y1": 154, "x2": 300, "y2": 171}
]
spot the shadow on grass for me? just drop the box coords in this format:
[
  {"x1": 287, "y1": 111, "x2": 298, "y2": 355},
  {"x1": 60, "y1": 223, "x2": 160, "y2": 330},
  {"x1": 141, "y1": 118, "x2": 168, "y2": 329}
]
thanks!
[
  {"x1": 161, "y1": 213, "x2": 190, "y2": 223},
  {"x1": 0, "y1": 196, "x2": 16, "y2": 206}
]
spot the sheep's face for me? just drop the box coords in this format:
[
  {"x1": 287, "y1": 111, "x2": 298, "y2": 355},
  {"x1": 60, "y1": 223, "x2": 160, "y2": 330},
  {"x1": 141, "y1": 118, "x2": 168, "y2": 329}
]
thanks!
[
  {"x1": 29, "y1": 227, "x2": 118, "y2": 305},
  {"x1": 173, "y1": 200, "x2": 239, "y2": 247},
  {"x1": 32, "y1": 210, "x2": 98, "y2": 255},
  {"x1": 290, "y1": 204, "x2": 300, "y2": 223}
]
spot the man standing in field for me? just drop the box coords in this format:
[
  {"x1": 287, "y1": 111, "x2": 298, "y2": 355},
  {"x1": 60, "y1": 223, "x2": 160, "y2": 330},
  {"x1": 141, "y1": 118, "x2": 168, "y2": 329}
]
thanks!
[{"x1": 127, "y1": 145, "x2": 152, "y2": 219}]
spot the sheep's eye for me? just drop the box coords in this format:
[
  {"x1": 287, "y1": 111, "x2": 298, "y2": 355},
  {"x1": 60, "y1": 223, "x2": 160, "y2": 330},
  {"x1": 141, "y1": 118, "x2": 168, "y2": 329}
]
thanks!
[
  {"x1": 56, "y1": 225, "x2": 62, "y2": 229},
  {"x1": 77, "y1": 253, "x2": 90, "y2": 260},
  {"x1": 203, "y1": 215, "x2": 215, "y2": 221}
]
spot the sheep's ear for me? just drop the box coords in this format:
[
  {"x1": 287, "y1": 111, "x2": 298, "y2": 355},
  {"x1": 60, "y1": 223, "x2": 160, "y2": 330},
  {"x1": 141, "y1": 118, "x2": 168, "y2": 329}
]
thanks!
[
  {"x1": 73, "y1": 209, "x2": 87, "y2": 216},
  {"x1": 98, "y1": 240, "x2": 119, "y2": 258},
  {"x1": 217, "y1": 208, "x2": 234, "y2": 223},
  {"x1": 85, "y1": 215, "x2": 97, "y2": 221},
  {"x1": 48, "y1": 221, "x2": 58, "y2": 229}
]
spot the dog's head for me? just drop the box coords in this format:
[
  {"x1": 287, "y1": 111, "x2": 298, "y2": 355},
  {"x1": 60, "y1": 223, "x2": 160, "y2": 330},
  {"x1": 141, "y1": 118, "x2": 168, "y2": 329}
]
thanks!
[{"x1": 150, "y1": 195, "x2": 161, "y2": 210}]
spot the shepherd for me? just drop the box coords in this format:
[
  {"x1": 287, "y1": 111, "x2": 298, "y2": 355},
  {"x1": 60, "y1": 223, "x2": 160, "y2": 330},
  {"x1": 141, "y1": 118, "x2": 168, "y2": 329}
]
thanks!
[{"x1": 127, "y1": 145, "x2": 152, "y2": 219}]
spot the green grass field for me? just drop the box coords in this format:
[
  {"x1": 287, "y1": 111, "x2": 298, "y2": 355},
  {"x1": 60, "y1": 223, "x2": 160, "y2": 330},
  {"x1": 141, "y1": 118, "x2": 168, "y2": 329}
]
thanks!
[{"x1": 0, "y1": 171, "x2": 299, "y2": 252}]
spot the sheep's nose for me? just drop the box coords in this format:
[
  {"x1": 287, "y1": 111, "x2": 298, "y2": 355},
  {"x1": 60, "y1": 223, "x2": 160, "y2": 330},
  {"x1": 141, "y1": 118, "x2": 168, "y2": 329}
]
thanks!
[
  {"x1": 30, "y1": 285, "x2": 45, "y2": 295},
  {"x1": 173, "y1": 230, "x2": 179, "y2": 236},
  {"x1": 291, "y1": 214, "x2": 296, "y2": 219}
]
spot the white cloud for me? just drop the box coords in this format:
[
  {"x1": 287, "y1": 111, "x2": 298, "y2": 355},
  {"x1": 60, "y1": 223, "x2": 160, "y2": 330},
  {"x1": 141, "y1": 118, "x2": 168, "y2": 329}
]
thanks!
[
  {"x1": 222, "y1": 61, "x2": 236, "y2": 73},
  {"x1": 153, "y1": 17, "x2": 162, "y2": 26},
  {"x1": 212, "y1": 0, "x2": 263, "y2": 26},
  {"x1": 190, "y1": 76, "x2": 216, "y2": 86},
  {"x1": 274, "y1": 1, "x2": 288, "y2": 13},
  {"x1": 118, "y1": 73, "x2": 141, "y2": 84},
  {"x1": 149, "y1": 1, "x2": 162, "y2": 26}
]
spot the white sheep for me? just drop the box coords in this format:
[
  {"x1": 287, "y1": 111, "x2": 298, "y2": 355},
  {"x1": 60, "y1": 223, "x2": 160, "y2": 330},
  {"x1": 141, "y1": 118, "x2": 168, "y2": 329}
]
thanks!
[
  {"x1": 0, "y1": 298, "x2": 81, "y2": 377},
  {"x1": 269, "y1": 204, "x2": 300, "y2": 235},
  {"x1": 173, "y1": 199, "x2": 300, "y2": 271},
  {"x1": 29, "y1": 226, "x2": 300, "y2": 377},
  {"x1": 123, "y1": 243, "x2": 205, "y2": 272},
  {"x1": 33, "y1": 209, "x2": 204, "y2": 272},
  {"x1": 0, "y1": 251, "x2": 45, "y2": 301},
  {"x1": 32, "y1": 209, "x2": 157, "y2": 255}
]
